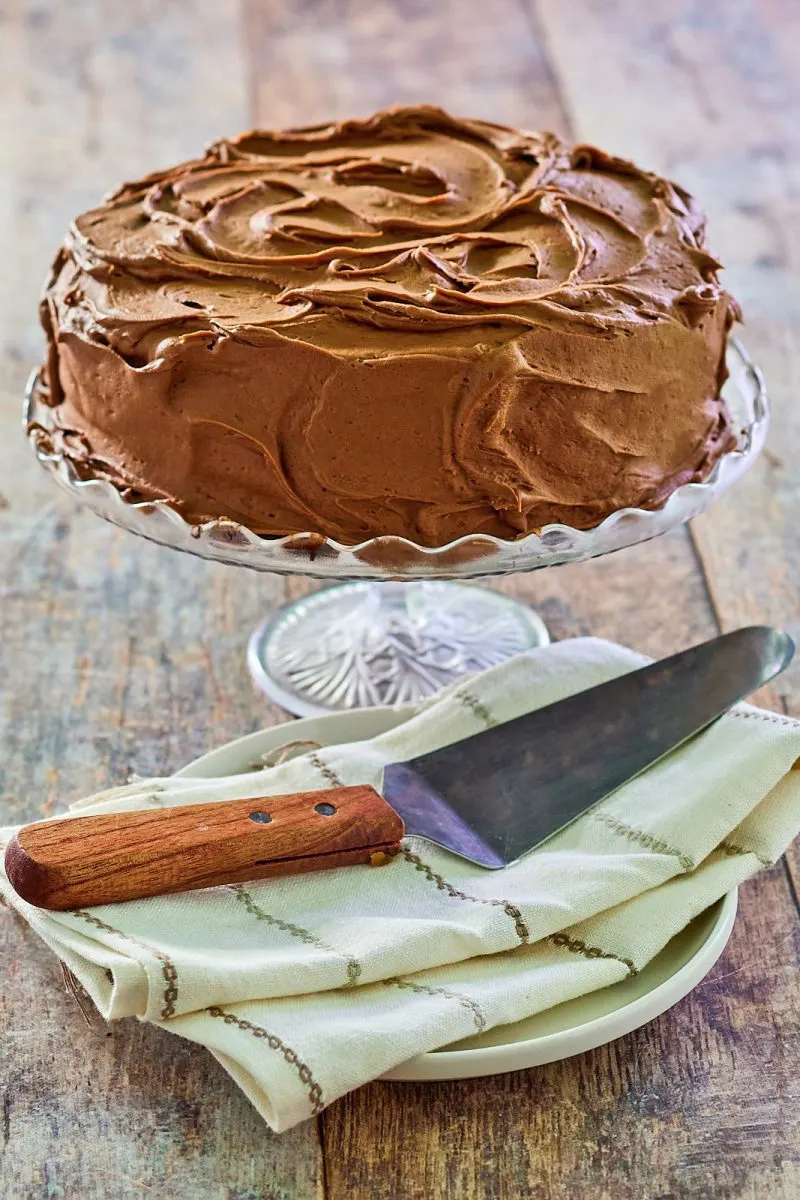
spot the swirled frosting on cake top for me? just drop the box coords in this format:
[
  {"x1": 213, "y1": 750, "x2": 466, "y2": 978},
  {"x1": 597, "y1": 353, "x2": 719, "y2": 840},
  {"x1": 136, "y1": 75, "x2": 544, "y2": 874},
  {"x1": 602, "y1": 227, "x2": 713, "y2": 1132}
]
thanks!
[{"x1": 42, "y1": 105, "x2": 738, "y2": 545}]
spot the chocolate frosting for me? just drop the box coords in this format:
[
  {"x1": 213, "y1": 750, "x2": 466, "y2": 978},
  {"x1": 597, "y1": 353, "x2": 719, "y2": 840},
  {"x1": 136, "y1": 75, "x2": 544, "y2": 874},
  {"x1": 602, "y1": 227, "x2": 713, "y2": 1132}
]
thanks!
[{"x1": 41, "y1": 105, "x2": 738, "y2": 545}]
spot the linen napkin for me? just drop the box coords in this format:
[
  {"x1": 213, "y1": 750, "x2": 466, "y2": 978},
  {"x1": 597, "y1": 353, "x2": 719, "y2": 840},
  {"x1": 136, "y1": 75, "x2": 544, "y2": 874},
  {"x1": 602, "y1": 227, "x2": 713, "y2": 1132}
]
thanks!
[{"x1": 2, "y1": 637, "x2": 800, "y2": 1132}]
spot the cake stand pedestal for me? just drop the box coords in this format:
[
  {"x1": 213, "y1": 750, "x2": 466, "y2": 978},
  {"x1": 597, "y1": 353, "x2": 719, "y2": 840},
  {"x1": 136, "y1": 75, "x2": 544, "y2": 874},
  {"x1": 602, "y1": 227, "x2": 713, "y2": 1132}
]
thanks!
[
  {"x1": 26, "y1": 339, "x2": 767, "y2": 717},
  {"x1": 247, "y1": 581, "x2": 550, "y2": 716}
]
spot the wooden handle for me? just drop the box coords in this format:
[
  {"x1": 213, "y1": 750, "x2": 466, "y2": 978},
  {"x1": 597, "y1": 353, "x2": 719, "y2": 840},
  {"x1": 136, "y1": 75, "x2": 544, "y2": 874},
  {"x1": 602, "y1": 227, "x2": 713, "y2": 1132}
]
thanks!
[{"x1": 4, "y1": 786, "x2": 404, "y2": 910}]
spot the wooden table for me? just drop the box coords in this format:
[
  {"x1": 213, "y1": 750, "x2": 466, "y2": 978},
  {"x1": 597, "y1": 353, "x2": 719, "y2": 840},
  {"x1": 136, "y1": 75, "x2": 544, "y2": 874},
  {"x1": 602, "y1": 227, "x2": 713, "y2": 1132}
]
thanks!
[{"x1": 1, "y1": 2, "x2": 798, "y2": 1196}]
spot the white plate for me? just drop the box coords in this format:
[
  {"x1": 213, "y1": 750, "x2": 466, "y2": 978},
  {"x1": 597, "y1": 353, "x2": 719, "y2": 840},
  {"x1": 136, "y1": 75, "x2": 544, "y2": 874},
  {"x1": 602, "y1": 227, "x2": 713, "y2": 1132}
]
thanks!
[{"x1": 177, "y1": 707, "x2": 738, "y2": 1082}]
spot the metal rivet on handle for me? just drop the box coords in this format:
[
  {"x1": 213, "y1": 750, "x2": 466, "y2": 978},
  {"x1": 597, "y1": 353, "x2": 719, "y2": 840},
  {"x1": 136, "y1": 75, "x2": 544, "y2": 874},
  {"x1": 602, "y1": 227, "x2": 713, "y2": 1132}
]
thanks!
[{"x1": 314, "y1": 802, "x2": 337, "y2": 816}]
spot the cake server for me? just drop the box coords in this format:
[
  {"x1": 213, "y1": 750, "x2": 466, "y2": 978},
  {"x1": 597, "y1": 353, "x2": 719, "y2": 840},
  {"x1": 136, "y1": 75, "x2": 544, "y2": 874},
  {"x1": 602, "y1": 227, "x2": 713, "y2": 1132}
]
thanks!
[{"x1": 5, "y1": 626, "x2": 793, "y2": 911}]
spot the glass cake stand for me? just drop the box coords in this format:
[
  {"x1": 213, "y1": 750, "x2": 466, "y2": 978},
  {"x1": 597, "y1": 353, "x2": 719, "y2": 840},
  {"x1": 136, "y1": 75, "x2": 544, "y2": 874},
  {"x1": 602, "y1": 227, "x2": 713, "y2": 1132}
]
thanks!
[{"x1": 25, "y1": 339, "x2": 767, "y2": 716}]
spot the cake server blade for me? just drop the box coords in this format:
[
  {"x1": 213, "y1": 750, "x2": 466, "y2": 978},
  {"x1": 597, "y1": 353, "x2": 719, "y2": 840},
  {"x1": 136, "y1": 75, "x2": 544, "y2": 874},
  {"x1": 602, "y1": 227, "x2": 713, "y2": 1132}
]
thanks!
[
  {"x1": 381, "y1": 625, "x2": 794, "y2": 868},
  {"x1": 6, "y1": 626, "x2": 793, "y2": 910}
]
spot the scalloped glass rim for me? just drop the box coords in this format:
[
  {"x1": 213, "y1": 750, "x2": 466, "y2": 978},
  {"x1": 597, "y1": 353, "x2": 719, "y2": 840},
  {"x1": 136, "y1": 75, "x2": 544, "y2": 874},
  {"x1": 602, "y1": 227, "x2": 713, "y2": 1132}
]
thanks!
[{"x1": 25, "y1": 337, "x2": 767, "y2": 581}]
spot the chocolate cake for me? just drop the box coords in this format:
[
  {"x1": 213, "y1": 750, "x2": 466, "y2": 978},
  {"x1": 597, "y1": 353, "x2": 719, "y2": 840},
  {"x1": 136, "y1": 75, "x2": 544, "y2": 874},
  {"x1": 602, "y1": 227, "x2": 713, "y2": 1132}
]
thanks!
[{"x1": 40, "y1": 105, "x2": 739, "y2": 546}]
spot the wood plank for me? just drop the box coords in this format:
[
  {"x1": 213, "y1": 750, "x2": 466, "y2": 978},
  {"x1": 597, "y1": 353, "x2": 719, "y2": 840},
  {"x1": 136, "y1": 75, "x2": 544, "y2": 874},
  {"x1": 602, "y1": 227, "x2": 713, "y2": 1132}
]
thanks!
[
  {"x1": 0, "y1": 2, "x2": 795, "y2": 1197},
  {"x1": 243, "y1": 0, "x2": 570, "y2": 135},
  {"x1": 0, "y1": 2, "x2": 323, "y2": 1196},
  {"x1": 2, "y1": 916, "x2": 322, "y2": 1198},
  {"x1": 242, "y1": 3, "x2": 796, "y2": 1198},
  {"x1": 324, "y1": 864, "x2": 800, "y2": 1200},
  {"x1": 535, "y1": 0, "x2": 800, "y2": 1022},
  {"x1": 494, "y1": 527, "x2": 718, "y2": 661},
  {"x1": 533, "y1": 0, "x2": 800, "y2": 716}
]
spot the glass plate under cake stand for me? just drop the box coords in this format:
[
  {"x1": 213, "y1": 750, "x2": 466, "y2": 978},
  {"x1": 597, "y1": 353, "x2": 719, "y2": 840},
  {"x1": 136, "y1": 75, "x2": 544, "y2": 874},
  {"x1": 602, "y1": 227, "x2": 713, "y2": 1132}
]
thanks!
[{"x1": 25, "y1": 338, "x2": 767, "y2": 716}]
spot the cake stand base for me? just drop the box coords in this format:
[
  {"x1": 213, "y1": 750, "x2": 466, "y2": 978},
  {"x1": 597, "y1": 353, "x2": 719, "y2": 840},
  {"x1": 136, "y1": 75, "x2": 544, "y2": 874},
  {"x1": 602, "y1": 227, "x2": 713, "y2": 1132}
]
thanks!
[{"x1": 247, "y1": 581, "x2": 550, "y2": 716}]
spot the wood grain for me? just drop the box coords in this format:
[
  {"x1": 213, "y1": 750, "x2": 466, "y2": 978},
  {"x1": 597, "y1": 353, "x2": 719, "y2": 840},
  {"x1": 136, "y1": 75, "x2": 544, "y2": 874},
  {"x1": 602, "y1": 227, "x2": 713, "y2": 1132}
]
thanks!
[
  {"x1": 324, "y1": 865, "x2": 800, "y2": 1200},
  {"x1": 534, "y1": 0, "x2": 800, "y2": 716},
  {"x1": 0, "y1": 1, "x2": 323, "y2": 1195},
  {"x1": 242, "y1": 0, "x2": 570, "y2": 136},
  {"x1": 8, "y1": 785, "x2": 402, "y2": 909},
  {"x1": 535, "y1": 0, "x2": 800, "y2": 1055},
  {"x1": 234, "y1": 2, "x2": 797, "y2": 1196},
  {"x1": 0, "y1": 0, "x2": 797, "y2": 1197},
  {"x1": 2, "y1": 915, "x2": 323, "y2": 1198}
]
